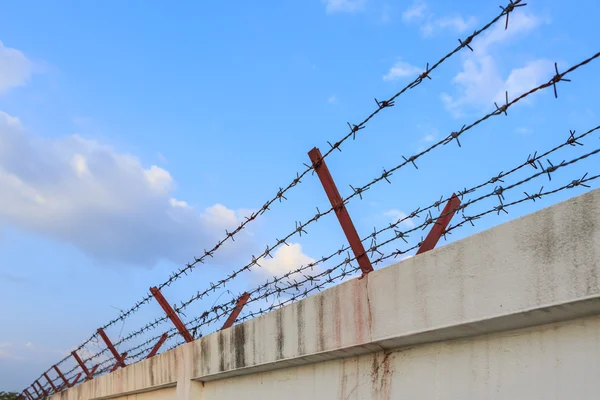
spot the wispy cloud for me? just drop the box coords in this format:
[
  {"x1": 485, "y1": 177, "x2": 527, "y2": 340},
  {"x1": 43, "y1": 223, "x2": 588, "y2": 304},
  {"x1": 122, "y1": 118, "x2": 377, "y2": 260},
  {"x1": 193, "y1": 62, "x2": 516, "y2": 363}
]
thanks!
[
  {"x1": 402, "y1": 2, "x2": 427, "y2": 22},
  {"x1": 0, "y1": 40, "x2": 32, "y2": 94},
  {"x1": 401, "y1": 2, "x2": 477, "y2": 37},
  {"x1": 516, "y1": 127, "x2": 533, "y2": 135},
  {"x1": 328, "y1": 95, "x2": 338, "y2": 104},
  {"x1": 383, "y1": 59, "x2": 421, "y2": 81},
  {"x1": 384, "y1": 209, "x2": 415, "y2": 228},
  {"x1": 323, "y1": 0, "x2": 367, "y2": 14},
  {"x1": 422, "y1": 15, "x2": 477, "y2": 37}
]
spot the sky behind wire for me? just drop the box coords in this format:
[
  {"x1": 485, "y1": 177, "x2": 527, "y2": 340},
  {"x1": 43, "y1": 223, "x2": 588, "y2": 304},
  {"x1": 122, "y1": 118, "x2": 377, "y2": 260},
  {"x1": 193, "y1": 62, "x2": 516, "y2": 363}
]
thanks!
[{"x1": 1, "y1": 0, "x2": 599, "y2": 391}]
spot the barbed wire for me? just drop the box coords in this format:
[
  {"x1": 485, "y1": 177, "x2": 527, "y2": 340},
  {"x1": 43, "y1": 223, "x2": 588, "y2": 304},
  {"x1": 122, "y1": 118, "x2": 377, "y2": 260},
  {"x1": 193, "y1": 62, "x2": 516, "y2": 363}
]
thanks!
[
  {"x1": 99, "y1": 123, "x2": 600, "y2": 370},
  {"x1": 54, "y1": 4, "x2": 539, "y2": 373},
  {"x1": 24, "y1": 2, "x2": 600, "y2": 396},
  {"x1": 61, "y1": 48, "x2": 600, "y2": 381},
  {"x1": 233, "y1": 148, "x2": 600, "y2": 322},
  {"x1": 90, "y1": 0, "x2": 520, "y2": 334},
  {"x1": 24, "y1": 2, "x2": 530, "y2": 392},
  {"x1": 104, "y1": 50, "x2": 600, "y2": 351},
  {"x1": 53, "y1": 132, "x2": 600, "y2": 391}
]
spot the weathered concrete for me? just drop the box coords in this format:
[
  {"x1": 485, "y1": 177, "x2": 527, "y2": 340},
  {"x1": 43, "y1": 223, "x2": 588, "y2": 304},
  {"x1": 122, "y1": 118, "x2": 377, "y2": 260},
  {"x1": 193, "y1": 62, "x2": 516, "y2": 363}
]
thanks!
[{"x1": 52, "y1": 188, "x2": 600, "y2": 400}]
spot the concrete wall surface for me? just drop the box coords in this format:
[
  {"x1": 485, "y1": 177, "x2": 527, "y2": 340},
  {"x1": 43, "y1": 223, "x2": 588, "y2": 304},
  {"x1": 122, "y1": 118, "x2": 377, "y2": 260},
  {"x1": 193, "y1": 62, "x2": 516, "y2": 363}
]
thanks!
[{"x1": 52, "y1": 188, "x2": 600, "y2": 400}]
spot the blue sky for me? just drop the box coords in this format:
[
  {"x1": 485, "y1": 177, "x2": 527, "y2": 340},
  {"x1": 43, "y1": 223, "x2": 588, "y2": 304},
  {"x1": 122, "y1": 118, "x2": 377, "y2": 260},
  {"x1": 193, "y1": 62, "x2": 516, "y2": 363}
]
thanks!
[{"x1": 1, "y1": 0, "x2": 599, "y2": 392}]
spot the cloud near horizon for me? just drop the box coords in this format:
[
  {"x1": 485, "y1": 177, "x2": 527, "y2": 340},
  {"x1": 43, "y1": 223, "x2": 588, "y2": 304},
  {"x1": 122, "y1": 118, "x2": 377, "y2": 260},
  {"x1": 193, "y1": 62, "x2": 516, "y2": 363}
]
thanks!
[{"x1": 0, "y1": 111, "x2": 259, "y2": 267}]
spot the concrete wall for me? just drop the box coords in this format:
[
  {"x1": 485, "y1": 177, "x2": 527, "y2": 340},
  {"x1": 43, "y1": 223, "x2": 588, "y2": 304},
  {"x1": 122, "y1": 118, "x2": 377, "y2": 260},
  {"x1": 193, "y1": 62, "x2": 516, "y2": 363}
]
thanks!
[{"x1": 52, "y1": 188, "x2": 600, "y2": 400}]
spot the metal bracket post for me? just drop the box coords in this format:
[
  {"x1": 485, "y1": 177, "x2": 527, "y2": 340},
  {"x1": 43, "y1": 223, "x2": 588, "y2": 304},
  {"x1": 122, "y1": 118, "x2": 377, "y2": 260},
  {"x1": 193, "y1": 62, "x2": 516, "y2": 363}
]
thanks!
[
  {"x1": 308, "y1": 147, "x2": 373, "y2": 276},
  {"x1": 416, "y1": 194, "x2": 461, "y2": 255},
  {"x1": 97, "y1": 328, "x2": 127, "y2": 370},
  {"x1": 71, "y1": 350, "x2": 97, "y2": 381},
  {"x1": 52, "y1": 365, "x2": 71, "y2": 389},
  {"x1": 150, "y1": 287, "x2": 194, "y2": 343},
  {"x1": 43, "y1": 372, "x2": 57, "y2": 393},
  {"x1": 110, "y1": 352, "x2": 128, "y2": 372},
  {"x1": 146, "y1": 333, "x2": 169, "y2": 359},
  {"x1": 220, "y1": 292, "x2": 250, "y2": 330}
]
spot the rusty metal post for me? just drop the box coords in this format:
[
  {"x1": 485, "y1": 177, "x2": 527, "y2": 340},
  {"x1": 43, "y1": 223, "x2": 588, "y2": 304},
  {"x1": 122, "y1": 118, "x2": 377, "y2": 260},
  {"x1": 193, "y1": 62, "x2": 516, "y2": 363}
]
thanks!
[
  {"x1": 53, "y1": 365, "x2": 71, "y2": 388},
  {"x1": 220, "y1": 292, "x2": 250, "y2": 330},
  {"x1": 43, "y1": 372, "x2": 57, "y2": 393},
  {"x1": 97, "y1": 328, "x2": 127, "y2": 369},
  {"x1": 308, "y1": 147, "x2": 373, "y2": 276},
  {"x1": 416, "y1": 194, "x2": 461, "y2": 255},
  {"x1": 71, "y1": 350, "x2": 97, "y2": 381},
  {"x1": 150, "y1": 287, "x2": 194, "y2": 343},
  {"x1": 70, "y1": 372, "x2": 83, "y2": 386},
  {"x1": 23, "y1": 389, "x2": 33, "y2": 400},
  {"x1": 146, "y1": 333, "x2": 169, "y2": 359},
  {"x1": 110, "y1": 352, "x2": 128, "y2": 372}
]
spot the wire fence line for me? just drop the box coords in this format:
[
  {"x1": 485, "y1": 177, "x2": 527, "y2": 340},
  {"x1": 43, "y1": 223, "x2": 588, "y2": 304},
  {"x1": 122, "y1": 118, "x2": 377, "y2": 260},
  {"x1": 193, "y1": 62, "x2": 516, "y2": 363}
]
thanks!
[
  {"x1": 58, "y1": 55, "x2": 600, "y2": 389},
  {"x1": 20, "y1": 1, "x2": 600, "y2": 397},
  {"x1": 30, "y1": 0, "x2": 517, "y2": 383}
]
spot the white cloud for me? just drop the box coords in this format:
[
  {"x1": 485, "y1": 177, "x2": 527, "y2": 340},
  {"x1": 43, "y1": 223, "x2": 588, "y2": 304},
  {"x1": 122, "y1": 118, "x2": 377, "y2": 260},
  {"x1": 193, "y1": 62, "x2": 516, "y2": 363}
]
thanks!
[
  {"x1": 422, "y1": 15, "x2": 477, "y2": 37},
  {"x1": 0, "y1": 41, "x2": 32, "y2": 94},
  {"x1": 323, "y1": 0, "x2": 367, "y2": 14},
  {"x1": 402, "y1": 2, "x2": 476, "y2": 36},
  {"x1": 383, "y1": 209, "x2": 415, "y2": 228},
  {"x1": 516, "y1": 126, "x2": 532, "y2": 135},
  {"x1": 259, "y1": 243, "x2": 315, "y2": 278},
  {"x1": 402, "y1": 2, "x2": 427, "y2": 22},
  {"x1": 441, "y1": 12, "x2": 550, "y2": 117},
  {"x1": 0, "y1": 111, "x2": 255, "y2": 266},
  {"x1": 383, "y1": 59, "x2": 421, "y2": 81}
]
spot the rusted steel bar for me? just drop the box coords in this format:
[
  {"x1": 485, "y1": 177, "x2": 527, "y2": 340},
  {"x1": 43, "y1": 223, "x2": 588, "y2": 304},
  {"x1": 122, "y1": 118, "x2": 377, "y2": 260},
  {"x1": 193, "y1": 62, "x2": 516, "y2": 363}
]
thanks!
[
  {"x1": 416, "y1": 193, "x2": 461, "y2": 255},
  {"x1": 110, "y1": 352, "x2": 128, "y2": 372},
  {"x1": 71, "y1": 350, "x2": 96, "y2": 381},
  {"x1": 220, "y1": 292, "x2": 250, "y2": 330},
  {"x1": 150, "y1": 287, "x2": 194, "y2": 343},
  {"x1": 70, "y1": 372, "x2": 82, "y2": 386},
  {"x1": 53, "y1": 365, "x2": 70, "y2": 388},
  {"x1": 88, "y1": 364, "x2": 99, "y2": 379},
  {"x1": 23, "y1": 389, "x2": 33, "y2": 400},
  {"x1": 43, "y1": 372, "x2": 57, "y2": 393},
  {"x1": 97, "y1": 328, "x2": 127, "y2": 369},
  {"x1": 146, "y1": 333, "x2": 169, "y2": 359},
  {"x1": 308, "y1": 147, "x2": 373, "y2": 276}
]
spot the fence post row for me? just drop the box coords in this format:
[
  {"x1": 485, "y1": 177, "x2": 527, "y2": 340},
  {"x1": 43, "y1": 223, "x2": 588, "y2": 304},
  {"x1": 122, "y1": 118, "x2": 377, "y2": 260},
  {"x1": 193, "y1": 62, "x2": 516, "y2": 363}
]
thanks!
[
  {"x1": 308, "y1": 147, "x2": 374, "y2": 277},
  {"x1": 150, "y1": 287, "x2": 194, "y2": 343},
  {"x1": 220, "y1": 292, "x2": 250, "y2": 331},
  {"x1": 416, "y1": 194, "x2": 461, "y2": 255},
  {"x1": 146, "y1": 333, "x2": 169, "y2": 359},
  {"x1": 97, "y1": 328, "x2": 127, "y2": 371}
]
